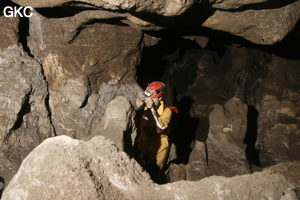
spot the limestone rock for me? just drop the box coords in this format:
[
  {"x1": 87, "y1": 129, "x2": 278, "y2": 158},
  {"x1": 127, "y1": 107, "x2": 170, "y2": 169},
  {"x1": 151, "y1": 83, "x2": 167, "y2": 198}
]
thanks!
[
  {"x1": 2, "y1": 135, "x2": 153, "y2": 200},
  {"x1": 210, "y1": 0, "x2": 274, "y2": 10},
  {"x1": 206, "y1": 98, "x2": 251, "y2": 176},
  {"x1": 257, "y1": 95, "x2": 300, "y2": 166},
  {"x1": 11, "y1": 0, "x2": 195, "y2": 16},
  {"x1": 10, "y1": 0, "x2": 300, "y2": 45},
  {"x1": 255, "y1": 55, "x2": 300, "y2": 167},
  {"x1": 203, "y1": 1, "x2": 300, "y2": 45},
  {"x1": 0, "y1": 16, "x2": 18, "y2": 49},
  {"x1": 186, "y1": 140, "x2": 210, "y2": 180},
  {"x1": 168, "y1": 140, "x2": 210, "y2": 182},
  {"x1": 87, "y1": 96, "x2": 137, "y2": 155},
  {"x1": 28, "y1": 9, "x2": 143, "y2": 139},
  {"x1": 3, "y1": 134, "x2": 300, "y2": 200},
  {"x1": 168, "y1": 163, "x2": 187, "y2": 182},
  {"x1": 0, "y1": 42, "x2": 54, "y2": 184}
]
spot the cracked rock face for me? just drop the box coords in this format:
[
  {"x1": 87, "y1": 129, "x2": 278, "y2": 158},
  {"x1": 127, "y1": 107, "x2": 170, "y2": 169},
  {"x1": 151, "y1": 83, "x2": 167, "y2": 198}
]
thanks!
[
  {"x1": 11, "y1": 0, "x2": 300, "y2": 45},
  {"x1": 255, "y1": 55, "x2": 300, "y2": 167},
  {"x1": 0, "y1": 15, "x2": 54, "y2": 183},
  {"x1": 27, "y1": 9, "x2": 143, "y2": 139}
]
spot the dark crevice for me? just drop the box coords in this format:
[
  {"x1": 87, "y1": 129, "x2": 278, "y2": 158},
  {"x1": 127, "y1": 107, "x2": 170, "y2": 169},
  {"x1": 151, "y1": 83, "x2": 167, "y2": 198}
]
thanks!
[
  {"x1": 136, "y1": 36, "x2": 200, "y2": 89},
  {"x1": 45, "y1": 94, "x2": 57, "y2": 137},
  {"x1": 123, "y1": 125, "x2": 135, "y2": 158},
  {"x1": 0, "y1": 176, "x2": 4, "y2": 198},
  {"x1": 36, "y1": 5, "x2": 98, "y2": 18},
  {"x1": 39, "y1": 62, "x2": 57, "y2": 137},
  {"x1": 79, "y1": 94, "x2": 90, "y2": 109},
  {"x1": 244, "y1": 106, "x2": 261, "y2": 168},
  {"x1": 1, "y1": 1, "x2": 34, "y2": 57},
  {"x1": 11, "y1": 89, "x2": 32, "y2": 131},
  {"x1": 171, "y1": 96, "x2": 199, "y2": 164},
  {"x1": 18, "y1": 15, "x2": 34, "y2": 57}
]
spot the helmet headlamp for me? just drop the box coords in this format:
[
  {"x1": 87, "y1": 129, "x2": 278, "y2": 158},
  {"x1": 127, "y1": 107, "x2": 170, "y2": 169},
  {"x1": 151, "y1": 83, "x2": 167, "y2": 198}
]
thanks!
[
  {"x1": 144, "y1": 90, "x2": 152, "y2": 97},
  {"x1": 144, "y1": 81, "x2": 165, "y2": 98}
]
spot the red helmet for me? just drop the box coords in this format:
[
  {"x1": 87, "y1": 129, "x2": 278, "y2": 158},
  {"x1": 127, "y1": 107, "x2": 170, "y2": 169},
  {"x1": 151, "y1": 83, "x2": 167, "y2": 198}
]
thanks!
[{"x1": 144, "y1": 81, "x2": 165, "y2": 98}]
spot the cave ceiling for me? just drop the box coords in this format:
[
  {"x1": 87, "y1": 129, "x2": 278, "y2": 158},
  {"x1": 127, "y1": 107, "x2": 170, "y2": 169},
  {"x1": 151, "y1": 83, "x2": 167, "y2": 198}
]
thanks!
[{"x1": 10, "y1": 0, "x2": 300, "y2": 45}]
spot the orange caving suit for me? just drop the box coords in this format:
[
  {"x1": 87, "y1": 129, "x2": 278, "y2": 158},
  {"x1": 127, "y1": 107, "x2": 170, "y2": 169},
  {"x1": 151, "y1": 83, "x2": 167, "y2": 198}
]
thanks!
[{"x1": 137, "y1": 100, "x2": 172, "y2": 169}]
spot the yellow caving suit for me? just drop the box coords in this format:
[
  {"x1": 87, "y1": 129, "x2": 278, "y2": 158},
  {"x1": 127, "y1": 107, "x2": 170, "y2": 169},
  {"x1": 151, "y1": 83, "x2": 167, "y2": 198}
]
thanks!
[{"x1": 137, "y1": 100, "x2": 172, "y2": 170}]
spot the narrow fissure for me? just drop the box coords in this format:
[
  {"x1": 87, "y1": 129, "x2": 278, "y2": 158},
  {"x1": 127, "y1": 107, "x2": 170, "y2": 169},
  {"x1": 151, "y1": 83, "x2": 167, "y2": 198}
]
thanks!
[
  {"x1": 18, "y1": 12, "x2": 34, "y2": 57},
  {"x1": 11, "y1": 89, "x2": 32, "y2": 131},
  {"x1": 4, "y1": 88, "x2": 32, "y2": 144},
  {"x1": 45, "y1": 94, "x2": 57, "y2": 137},
  {"x1": 244, "y1": 106, "x2": 261, "y2": 169}
]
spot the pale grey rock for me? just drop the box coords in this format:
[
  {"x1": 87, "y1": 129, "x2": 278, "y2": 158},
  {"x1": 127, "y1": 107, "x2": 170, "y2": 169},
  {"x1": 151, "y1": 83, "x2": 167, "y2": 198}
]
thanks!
[
  {"x1": 2, "y1": 135, "x2": 153, "y2": 200},
  {"x1": 87, "y1": 96, "x2": 137, "y2": 155},
  {"x1": 3, "y1": 134, "x2": 300, "y2": 200},
  {"x1": 206, "y1": 98, "x2": 251, "y2": 176},
  {"x1": 0, "y1": 44, "x2": 54, "y2": 183}
]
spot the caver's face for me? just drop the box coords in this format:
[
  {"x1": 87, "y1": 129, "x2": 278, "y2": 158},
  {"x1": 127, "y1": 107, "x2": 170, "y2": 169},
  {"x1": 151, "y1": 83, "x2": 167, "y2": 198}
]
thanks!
[
  {"x1": 144, "y1": 97, "x2": 162, "y2": 108},
  {"x1": 151, "y1": 97, "x2": 161, "y2": 106}
]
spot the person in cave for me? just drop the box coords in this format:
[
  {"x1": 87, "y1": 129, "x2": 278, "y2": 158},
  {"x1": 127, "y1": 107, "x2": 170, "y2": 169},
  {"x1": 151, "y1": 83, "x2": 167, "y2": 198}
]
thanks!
[{"x1": 135, "y1": 81, "x2": 176, "y2": 183}]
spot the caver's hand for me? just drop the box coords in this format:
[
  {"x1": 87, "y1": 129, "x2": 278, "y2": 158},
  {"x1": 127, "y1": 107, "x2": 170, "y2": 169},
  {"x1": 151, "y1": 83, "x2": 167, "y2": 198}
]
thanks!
[
  {"x1": 136, "y1": 94, "x2": 146, "y2": 107},
  {"x1": 144, "y1": 97, "x2": 154, "y2": 108}
]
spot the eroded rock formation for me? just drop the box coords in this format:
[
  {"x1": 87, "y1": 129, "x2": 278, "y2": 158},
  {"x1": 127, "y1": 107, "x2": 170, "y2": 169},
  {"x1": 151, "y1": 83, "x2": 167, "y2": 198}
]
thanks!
[
  {"x1": 2, "y1": 132, "x2": 300, "y2": 199},
  {"x1": 11, "y1": 0, "x2": 300, "y2": 45}
]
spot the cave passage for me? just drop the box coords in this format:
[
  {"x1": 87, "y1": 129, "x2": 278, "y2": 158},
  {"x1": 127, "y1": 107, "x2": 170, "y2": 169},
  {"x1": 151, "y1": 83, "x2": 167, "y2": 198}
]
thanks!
[
  {"x1": 136, "y1": 35, "x2": 202, "y2": 167},
  {"x1": 136, "y1": 35, "x2": 200, "y2": 89},
  {"x1": 135, "y1": 34, "x2": 268, "y2": 179}
]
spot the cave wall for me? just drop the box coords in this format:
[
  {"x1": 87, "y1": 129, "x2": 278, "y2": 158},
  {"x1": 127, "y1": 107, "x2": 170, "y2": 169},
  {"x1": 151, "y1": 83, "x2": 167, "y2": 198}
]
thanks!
[
  {"x1": 0, "y1": 5, "x2": 145, "y2": 185},
  {"x1": 27, "y1": 9, "x2": 143, "y2": 139},
  {"x1": 255, "y1": 55, "x2": 300, "y2": 166}
]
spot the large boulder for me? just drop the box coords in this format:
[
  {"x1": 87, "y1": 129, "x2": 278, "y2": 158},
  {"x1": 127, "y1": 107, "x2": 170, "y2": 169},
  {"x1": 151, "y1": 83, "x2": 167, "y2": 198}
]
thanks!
[
  {"x1": 2, "y1": 135, "x2": 153, "y2": 200},
  {"x1": 3, "y1": 134, "x2": 300, "y2": 200},
  {"x1": 202, "y1": 1, "x2": 300, "y2": 45},
  {"x1": 86, "y1": 96, "x2": 137, "y2": 155},
  {"x1": 206, "y1": 98, "x2": 251, "y2": 176}
]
